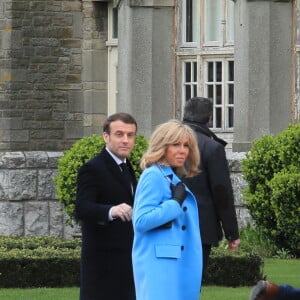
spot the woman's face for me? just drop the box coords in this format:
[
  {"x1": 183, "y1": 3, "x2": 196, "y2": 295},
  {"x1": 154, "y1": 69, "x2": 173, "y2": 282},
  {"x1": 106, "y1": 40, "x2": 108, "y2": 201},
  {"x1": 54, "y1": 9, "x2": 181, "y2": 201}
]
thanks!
[{"x1": 164, "y1": 137, "x2": 190, "y2": 168}]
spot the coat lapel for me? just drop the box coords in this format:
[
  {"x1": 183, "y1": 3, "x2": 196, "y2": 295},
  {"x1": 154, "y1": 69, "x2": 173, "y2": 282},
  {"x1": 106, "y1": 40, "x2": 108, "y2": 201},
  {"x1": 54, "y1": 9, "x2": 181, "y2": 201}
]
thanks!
[{"x1": 102, "y1": 149, "x2": 136, "y2": 197}]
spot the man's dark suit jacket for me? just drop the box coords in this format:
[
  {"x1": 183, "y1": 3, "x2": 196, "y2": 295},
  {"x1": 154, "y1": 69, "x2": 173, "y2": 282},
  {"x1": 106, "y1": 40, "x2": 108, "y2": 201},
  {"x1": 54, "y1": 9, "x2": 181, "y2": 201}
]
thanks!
[
  {"x1": 183, "y1": 121, "x2": 239, "y2": 246},
  {"x1": 75, "y1": 148, "x2": 137, "y2": 300}
]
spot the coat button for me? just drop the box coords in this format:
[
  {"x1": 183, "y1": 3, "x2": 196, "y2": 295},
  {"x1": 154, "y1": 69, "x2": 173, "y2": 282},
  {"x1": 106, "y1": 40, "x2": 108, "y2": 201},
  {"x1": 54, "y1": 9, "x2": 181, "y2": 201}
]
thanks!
[
  {"x1": 183, "y1": 206, "x2": 187, "y2": 211},
  {"x1": 182, "y1": 225, "x2": 186, "y2": 231},
  {"x1": 181, "y1": 245, "x2": 184, "y2": 251}
]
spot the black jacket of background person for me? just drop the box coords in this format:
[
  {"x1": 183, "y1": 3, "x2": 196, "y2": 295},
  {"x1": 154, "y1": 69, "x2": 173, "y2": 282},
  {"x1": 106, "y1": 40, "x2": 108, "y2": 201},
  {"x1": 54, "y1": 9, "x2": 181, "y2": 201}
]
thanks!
[
  {"x1": 183, "y1": 121, "x2": 239, "y2": 246},
  {"x1": 75, "y1": 148, "x2": 137, "y2": 300}
]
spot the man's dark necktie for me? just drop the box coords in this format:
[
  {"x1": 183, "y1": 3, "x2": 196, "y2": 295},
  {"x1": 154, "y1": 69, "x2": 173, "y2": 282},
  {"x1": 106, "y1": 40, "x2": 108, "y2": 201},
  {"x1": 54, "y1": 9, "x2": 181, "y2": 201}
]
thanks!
[{"x1": 119, "y1": 162, "x2": 133, "y2": 193}]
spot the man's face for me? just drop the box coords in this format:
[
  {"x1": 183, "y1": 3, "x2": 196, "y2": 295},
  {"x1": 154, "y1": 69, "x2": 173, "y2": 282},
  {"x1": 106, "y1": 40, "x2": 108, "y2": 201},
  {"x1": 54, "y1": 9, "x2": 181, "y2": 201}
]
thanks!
[{"x1": 103, "y1": 120, "x2": 137, "y2": 160}]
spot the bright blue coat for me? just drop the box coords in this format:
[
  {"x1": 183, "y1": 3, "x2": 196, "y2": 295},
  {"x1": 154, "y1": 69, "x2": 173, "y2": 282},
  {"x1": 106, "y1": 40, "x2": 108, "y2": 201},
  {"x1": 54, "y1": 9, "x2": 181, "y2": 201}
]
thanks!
[{"x1": 132, "y1": 164, "x2": 202, "y2": 300}]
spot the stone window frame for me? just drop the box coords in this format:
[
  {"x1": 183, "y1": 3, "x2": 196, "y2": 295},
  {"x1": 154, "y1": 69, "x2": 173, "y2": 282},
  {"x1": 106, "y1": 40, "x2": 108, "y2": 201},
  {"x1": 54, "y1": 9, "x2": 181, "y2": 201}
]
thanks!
[
  {"x1": 106, "y1": 2, "x2": 118, "y2": 115},
  {"x1": 177, "y1": 0, "x2": 235, "y2": 133}
]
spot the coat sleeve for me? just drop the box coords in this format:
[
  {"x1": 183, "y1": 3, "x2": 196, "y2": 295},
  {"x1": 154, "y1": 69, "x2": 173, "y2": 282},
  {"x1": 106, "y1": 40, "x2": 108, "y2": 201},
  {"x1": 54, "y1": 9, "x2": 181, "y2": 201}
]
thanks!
[
  {"x1": 133, "y1": 169, "x2": 182, "y2": 233},
  {"x1": 75, "y1": 163, "x2": 111, "y2": 224},
  {"x1": 206, "y1": 144, "x2": 239, "y2": 241}
]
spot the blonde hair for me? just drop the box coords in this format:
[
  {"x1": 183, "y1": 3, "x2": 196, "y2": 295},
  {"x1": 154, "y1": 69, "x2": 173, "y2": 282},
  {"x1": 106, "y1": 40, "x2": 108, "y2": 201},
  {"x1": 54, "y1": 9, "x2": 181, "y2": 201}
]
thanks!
[{"x1": 140, "y1": 119, "x2": 200, "y2": 177}]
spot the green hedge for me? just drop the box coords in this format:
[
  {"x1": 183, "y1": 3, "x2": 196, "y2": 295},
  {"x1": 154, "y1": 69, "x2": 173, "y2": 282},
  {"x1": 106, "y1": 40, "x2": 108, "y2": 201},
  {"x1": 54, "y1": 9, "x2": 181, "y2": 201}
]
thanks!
[
  {"x1": 0, "y1": 236, "x2": 264, "y2": 288},
  {"x1": 204, "y1": 254, "x2": 263, "y2": 287},
  {"x1": 269, "y1": 172, "x2": 300, "y2": 252},
  {"x1": 242, "y1": 123, "x2": 300, "y2": 255},
  {"x1": 0, "y1": 253, "x2": 80, "y2": 288},
  {"x1": 0, "y1": 236, "x2": 81, "y2": 288},
  {"x1": 0, "y1": 236, "x2": 81, "y2": 250}
]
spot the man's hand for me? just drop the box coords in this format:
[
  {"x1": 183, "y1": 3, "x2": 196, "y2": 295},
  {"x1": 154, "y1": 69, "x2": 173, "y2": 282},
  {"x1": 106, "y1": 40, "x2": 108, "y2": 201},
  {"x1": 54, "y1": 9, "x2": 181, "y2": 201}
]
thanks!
[
  {"x1": 228, "y1": 239, "x2": 240, "y2": 252},
  {"x1": 111, "y1": 203, "x2": 133, "y2": 221}
]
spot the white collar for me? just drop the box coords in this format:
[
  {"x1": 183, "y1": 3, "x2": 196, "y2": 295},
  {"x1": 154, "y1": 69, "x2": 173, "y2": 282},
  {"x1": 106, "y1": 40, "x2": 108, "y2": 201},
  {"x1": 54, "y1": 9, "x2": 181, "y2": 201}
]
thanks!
[{"x1": 105, "y1": 147, "x2": 126, "y2": 165}]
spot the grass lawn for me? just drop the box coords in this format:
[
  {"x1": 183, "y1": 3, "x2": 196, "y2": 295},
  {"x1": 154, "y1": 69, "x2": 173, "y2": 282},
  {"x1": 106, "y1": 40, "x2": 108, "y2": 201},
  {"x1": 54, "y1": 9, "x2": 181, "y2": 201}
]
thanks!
[
  {"x1": 262, "y1": 258, "x2": 299, "y2": 286},
  {"x1": 201, "y1": 258, "x2": 300, "y2": 300},
  {"x1": 0, "y1": 258, "x2": 298, "y2": 300},
  {"x1": 0, "y1": 287, "x2": 79, "y2": 300}
]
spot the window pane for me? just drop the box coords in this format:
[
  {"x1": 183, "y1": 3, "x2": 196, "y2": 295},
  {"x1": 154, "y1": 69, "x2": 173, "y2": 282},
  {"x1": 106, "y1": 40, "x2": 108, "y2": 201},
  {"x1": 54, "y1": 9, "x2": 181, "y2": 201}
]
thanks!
[
  {"x1": 216, "y1": 61, "x2": 222, "y2": 82},
  {"x1": 192, "y1": 0, "x2": 197, "y2": 42},
  {"x1": 205, "y1": 0, "x2": 221, "y2": 42},
  {"x1": 193, "y1": 62, "x2": 197, "y2": 81},
  {"x1": 228, "y1": 83, "x2": 234, "y2": 104},
  {"x1": 184, "y1": 0, "x2": 197, "y2": 43},
  {"x1": 185, "y1": 63, "x2": 191, "y2": 82},
  {"x1": 226, "y1": 0, "x2": 234, "y2": 43},
  {"x1": 216, "y1": 107, "x2": 222, "y2": 128},
  {"x1": 216, "y1": 84, "x2": 222, "y2": 104},
  {"x1": 207, "y1": 85, "x2": 214, "y2": 99},
  {"x1": 193, "y1": 62, "x2": 198, "y2": 83},
  {"x1": 112, "y1": 8, "x2": 118, "y2": 39},
  {"x1": 228, "y1": 107, "x2": 234, "y2": 128},
  {"x1": 228, "y1": 61, "x2": 234, "y2": 81},
  {"x1": 185, "y1": 85, "x2": 191, "y2": 101},
  {"x1": 208, "y1": 62, "x2": 214, "y2": 82},
  {"x1": 193, "y1": 85, "x2": 197, "y2": 96},
  {"x1": 186, "y1": 0, "x2": 193, "y2": 42}
]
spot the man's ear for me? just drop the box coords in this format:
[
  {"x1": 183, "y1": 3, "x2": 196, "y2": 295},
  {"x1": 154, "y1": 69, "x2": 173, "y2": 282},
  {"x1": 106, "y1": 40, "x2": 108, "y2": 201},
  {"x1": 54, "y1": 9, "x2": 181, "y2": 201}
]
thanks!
[{"x1": 103, "y1": 132, "x2": 109, "y2": 143}]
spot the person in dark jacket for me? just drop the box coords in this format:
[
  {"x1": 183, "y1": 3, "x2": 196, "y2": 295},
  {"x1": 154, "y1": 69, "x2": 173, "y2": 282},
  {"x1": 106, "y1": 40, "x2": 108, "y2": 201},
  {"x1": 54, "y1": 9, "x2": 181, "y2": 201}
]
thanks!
[
  {"x1": 249, "y1": 280, "x2": 300, "y2": 300},
  {"x1": 75, "y1": 112, "x2": 137, "y2": 300},
  {"x1": 182, "y1": 97, "x2": 240, "y2": 275}
]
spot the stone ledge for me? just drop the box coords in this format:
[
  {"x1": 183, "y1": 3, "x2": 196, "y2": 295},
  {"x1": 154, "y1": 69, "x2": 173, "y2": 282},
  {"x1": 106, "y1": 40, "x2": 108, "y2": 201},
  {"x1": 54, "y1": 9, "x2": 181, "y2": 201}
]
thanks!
[
  {"x1": 0, "y1": 151, "x2": 63, "y2": 169},
  {"x1": 129, "y1": 0, "x2": 175, "y2": 7}
]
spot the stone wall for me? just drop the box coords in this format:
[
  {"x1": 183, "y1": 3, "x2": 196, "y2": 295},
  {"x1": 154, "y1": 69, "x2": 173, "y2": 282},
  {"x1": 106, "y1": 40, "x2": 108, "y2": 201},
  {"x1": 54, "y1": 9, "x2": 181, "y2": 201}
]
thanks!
[
  {"x1": 227, "y1": 151, "x2": 252, "y2": 227},
  {"x1": 0, "y1": 0, "x2": 84, "y2": 151},
  {"x1": 0, "y1": 151, "x2": 79, "y2": 238},
  {"x1": 0, "y1": 150, "x2": 250, "y2": 238}
]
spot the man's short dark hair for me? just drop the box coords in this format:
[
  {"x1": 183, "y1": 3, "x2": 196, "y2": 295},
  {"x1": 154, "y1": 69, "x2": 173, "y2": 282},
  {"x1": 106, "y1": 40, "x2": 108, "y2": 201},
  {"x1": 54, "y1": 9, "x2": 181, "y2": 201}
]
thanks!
[
  {"x1": 103, "y1": 112, "x2": 137, "y2": 134},
  {"x1": 183, "y1": 97, "x2": 213, "y2": 124}
]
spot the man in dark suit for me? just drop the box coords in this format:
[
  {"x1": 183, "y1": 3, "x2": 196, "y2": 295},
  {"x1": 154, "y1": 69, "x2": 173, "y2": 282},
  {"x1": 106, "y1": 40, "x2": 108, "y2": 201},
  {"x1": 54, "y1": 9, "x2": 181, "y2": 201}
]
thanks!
[
  {"x1": 182, "y1": 97, "x2": 240, "y2": 276},
  {"x1": 75, "y1": 112, "x2": 138, "y2": 300}
]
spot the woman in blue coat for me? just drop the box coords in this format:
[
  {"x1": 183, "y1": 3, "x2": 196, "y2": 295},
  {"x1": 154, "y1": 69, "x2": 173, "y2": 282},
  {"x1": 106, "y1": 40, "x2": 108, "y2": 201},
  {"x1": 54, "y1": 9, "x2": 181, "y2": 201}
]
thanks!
[{"x1": 132, "y1": 120, "x2": 203, "y2": 300}]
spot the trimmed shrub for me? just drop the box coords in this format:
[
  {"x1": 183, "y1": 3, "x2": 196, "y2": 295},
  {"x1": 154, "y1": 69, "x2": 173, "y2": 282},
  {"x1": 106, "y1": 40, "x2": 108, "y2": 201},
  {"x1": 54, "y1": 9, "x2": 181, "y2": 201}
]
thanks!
[
  {"x1": 0, "y1": 236, "x2": 81, "y2": 250},
  {"x1": 269, "y1": 172, "x2": 300, "y2": 253},
  {"x1": 54, "y1": 134, "x2": 148, "y2": 224},
  {"x1": 0, "y1": 236, "x2": 263, "y2": 288},
  {"x1": 204, "y1": 254, "x2": 264, "y2": 287},
  {"x1": 0, "y1": 236, "x2": 81, "y2": 288},
  {"x1": 242, "y1": 123, "x2": 300, "y2": 255}
]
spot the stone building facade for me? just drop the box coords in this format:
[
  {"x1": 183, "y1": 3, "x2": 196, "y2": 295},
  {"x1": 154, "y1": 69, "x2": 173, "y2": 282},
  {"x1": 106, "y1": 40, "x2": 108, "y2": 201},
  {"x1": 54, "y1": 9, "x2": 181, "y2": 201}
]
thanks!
[
  {"x1": 0, "y1": 0, "x2": 299, "y2": 237},
  {"x1": 0, "y1": 1, "x2": 113, "y2": 151}
]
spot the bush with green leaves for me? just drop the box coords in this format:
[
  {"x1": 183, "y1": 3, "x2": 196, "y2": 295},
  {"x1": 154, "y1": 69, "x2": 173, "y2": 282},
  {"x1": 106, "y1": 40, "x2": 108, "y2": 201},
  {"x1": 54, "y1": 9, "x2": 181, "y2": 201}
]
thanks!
[
  {"x1": 242, "y1": 123, "x2": 300, "y2": 256},
  {"x1": 0, "y1": 236, "x2": 262, "y2": 287},
  {"x1": 204, "y1": 253, "x2": 263, "y2": 287},
  {"x1": 0, "y1": 235, "x2": 81, "y2": 250},
  {"x1": 54, "y1": 134, "x2": 148, "y2": 224}
]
